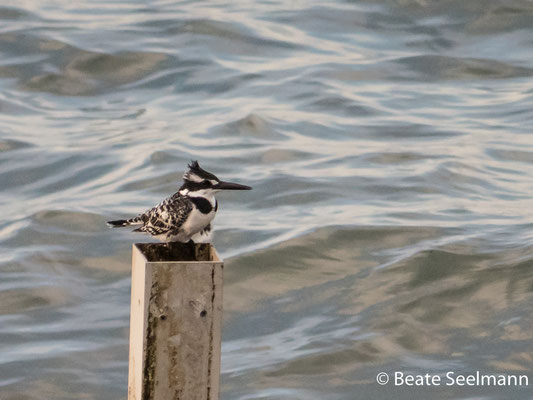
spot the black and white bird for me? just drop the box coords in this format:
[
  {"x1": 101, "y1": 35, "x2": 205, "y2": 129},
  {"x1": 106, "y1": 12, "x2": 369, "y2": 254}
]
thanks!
[{"x1": 107, "y1": 161, "x2": 251, "y2": 243}]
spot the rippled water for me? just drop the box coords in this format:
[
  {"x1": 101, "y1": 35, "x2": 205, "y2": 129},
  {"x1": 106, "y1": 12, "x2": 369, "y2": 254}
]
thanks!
[{"x1": 1, "y1": 0, "x2": 533, "y2": 399}]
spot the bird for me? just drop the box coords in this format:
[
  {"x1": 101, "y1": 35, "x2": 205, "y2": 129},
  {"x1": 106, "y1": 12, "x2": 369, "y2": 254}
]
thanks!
[{"x1": 107, "y1": 161, "x2": 251, "y2": 243}]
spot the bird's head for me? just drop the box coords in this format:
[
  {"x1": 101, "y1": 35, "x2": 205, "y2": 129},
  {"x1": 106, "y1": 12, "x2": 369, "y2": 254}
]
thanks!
[{"x1": 179, "y1": 160, "x2": 252, "y2": 197}]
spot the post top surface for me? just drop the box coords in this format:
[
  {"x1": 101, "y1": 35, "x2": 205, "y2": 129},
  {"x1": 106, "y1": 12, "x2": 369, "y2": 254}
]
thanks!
[{"x1": 134, "y1": 243, "x2": 220, "y2": 262}]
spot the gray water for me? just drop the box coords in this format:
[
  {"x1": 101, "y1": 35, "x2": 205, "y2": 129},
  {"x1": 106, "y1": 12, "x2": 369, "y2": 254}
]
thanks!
[{"x1": 1, "y1": 0, "x2": 533, "y2": 399}]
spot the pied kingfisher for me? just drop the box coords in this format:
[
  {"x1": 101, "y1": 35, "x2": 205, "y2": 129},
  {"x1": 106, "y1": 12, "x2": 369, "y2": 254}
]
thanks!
[{"x1": 107, "y1": 161, "x2": 251, "y2": 243}]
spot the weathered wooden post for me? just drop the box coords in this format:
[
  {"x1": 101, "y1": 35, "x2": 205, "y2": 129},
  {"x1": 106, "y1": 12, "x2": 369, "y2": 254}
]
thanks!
[{"x1": 128, "y1": 242, "x2": 223, "y2": 400}]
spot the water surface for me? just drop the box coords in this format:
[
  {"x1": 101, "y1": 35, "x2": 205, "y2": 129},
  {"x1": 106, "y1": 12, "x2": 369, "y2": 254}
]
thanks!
[{"x1": 1, "y1": 0, "x2": 533, "y2": 399}]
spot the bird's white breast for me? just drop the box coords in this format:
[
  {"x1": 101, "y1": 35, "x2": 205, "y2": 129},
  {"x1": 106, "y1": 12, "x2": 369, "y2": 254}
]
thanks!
[
  {"x1": 180, "y1": 194, "x2": 217, "y2": 239},
  {"x1": 181, "y1": 207, "x2": 216, "y2": 237}
]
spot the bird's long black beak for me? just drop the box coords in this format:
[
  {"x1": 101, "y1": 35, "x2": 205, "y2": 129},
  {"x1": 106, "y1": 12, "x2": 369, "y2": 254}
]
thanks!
[{"x1": 213, "y1": 181, "x2": 252, "y2": 190}]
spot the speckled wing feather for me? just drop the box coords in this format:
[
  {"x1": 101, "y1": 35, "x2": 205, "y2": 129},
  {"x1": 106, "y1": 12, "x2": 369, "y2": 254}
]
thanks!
[{"x1": 131, "y1": 192, "x2": 193, "y2": 237}]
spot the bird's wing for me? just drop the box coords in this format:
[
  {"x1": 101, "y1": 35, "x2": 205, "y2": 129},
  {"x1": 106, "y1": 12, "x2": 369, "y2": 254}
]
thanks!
[{"x1": 132, "y1": 193, "x2": 193, "y2": 236}]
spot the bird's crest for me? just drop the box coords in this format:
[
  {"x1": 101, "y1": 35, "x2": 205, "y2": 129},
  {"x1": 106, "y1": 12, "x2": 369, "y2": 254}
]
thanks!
[{"x1": 183, "y1": 160, "x2": 219, "y2": 183}]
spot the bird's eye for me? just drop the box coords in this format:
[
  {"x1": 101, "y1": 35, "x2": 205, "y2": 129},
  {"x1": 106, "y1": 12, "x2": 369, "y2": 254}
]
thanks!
[{"x1": 202, "y1": 180, "x2": 210, "y2": 187}]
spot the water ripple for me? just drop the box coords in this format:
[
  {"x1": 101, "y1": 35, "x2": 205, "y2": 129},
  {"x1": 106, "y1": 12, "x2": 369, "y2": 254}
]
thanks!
[{"x1": 1, "y1": 0, "x2": 533, "y2": 399}]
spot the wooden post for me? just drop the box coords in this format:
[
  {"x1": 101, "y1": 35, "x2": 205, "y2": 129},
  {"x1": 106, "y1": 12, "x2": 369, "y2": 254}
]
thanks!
[{"x1": 128, "y1": 243, "x2": 223, "y2": 400}]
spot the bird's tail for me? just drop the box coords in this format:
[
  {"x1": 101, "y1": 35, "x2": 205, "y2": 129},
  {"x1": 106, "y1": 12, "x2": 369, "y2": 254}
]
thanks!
[{"x1": 106, "y1": 216, "x2": 143, "y2": 228}]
